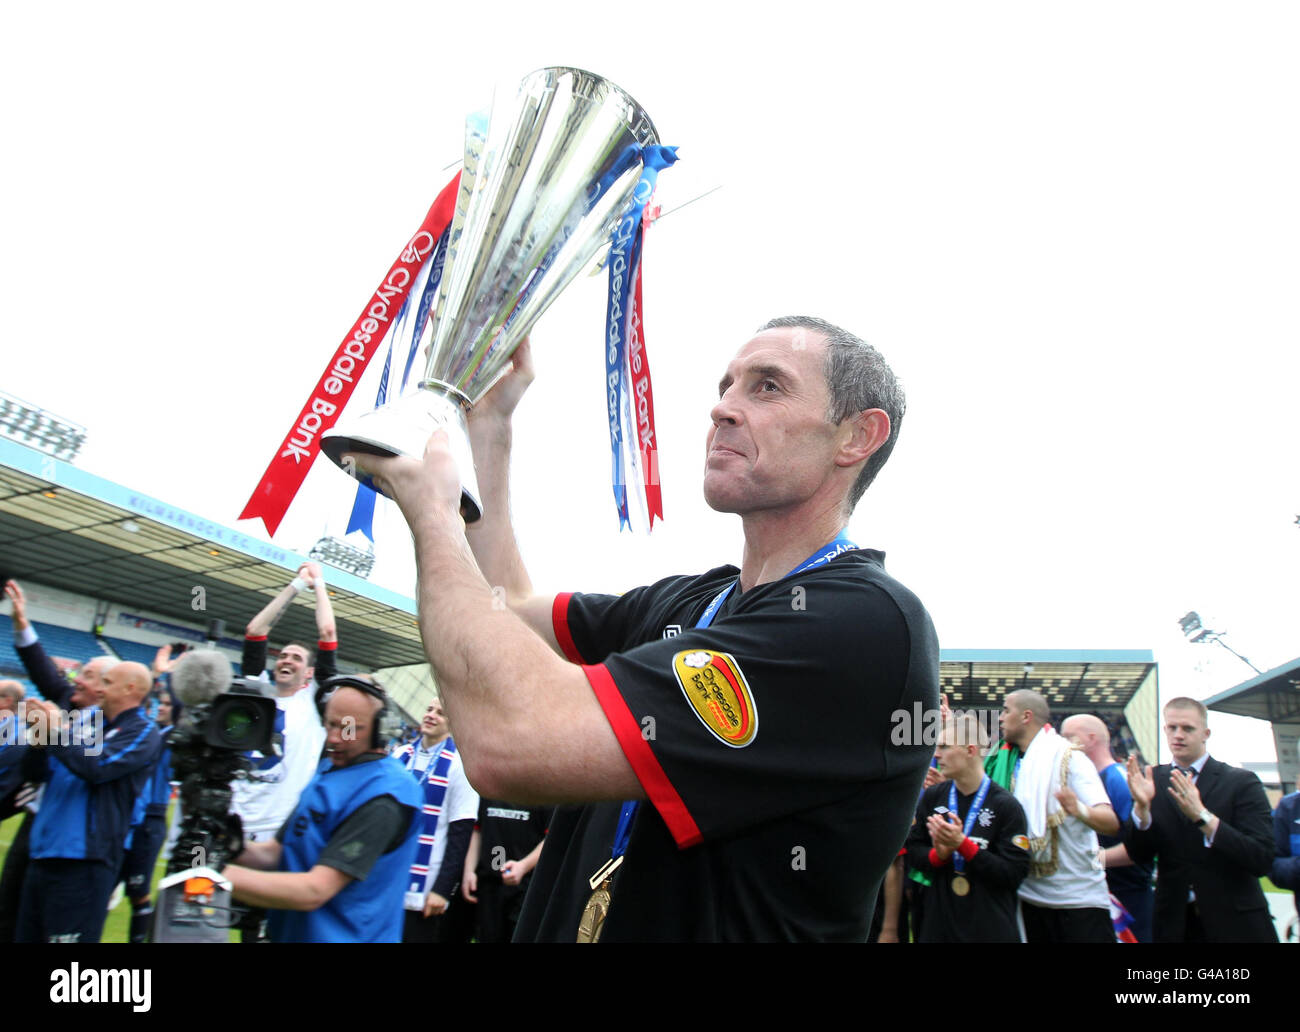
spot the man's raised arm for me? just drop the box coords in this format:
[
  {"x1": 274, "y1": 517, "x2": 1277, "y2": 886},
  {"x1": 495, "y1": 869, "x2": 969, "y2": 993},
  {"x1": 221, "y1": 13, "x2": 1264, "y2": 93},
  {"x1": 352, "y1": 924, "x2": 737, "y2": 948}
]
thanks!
[
  {"x1": 243, "y1": 563, "x2": 327, "y2": 678},
  {"x1": 301, "y1": 562, "x2": 338, "y2": 683},
  {"x1": 342, "y1": 409, "x2": 642, "y2": 804},
  {"x1": 463, "y1": 340, "x2": 561, "y2": 653},
  {"x1": 5, "y1": 580, "x2": 74, "y2": 709}
]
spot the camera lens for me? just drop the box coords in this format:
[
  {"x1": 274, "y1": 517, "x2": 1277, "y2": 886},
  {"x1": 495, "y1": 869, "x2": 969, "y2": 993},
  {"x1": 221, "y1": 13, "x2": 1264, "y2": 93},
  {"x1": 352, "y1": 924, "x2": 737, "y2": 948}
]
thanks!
[{"x1": 220, "y1": 704, "x2": 259, "y2": 746}]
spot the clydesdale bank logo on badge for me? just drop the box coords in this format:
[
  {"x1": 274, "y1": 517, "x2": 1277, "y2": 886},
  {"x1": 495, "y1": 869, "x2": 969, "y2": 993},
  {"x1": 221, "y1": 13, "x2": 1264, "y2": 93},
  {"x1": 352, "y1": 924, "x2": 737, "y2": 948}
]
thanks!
[{"x1": 671, "y1": 650, "x2": 758, "y2": 748}]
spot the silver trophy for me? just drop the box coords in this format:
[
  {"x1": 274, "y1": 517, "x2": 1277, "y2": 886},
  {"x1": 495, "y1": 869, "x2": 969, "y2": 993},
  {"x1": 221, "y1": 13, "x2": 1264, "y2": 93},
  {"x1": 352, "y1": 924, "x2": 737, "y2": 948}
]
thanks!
[{"x1": 321, "y1": 67, "x2": 662, "y2": 521}]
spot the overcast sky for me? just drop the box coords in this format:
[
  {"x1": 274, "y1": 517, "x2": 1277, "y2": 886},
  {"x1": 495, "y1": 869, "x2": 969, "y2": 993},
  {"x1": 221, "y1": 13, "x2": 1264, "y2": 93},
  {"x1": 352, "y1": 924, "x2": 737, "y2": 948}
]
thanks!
[{"x1": 4, "y1": 2, "x2": 1297, "y2": 766}]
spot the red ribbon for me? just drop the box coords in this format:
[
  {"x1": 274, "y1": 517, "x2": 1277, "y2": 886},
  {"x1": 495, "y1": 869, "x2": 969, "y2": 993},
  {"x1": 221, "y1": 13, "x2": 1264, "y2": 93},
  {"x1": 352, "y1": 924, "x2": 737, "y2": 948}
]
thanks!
[
  {"x1": 239, "y1": 173, "x2": 461, "y2": 536},
  {"x1": 627, "y1": 204, "x2": 663, "y2": 527}
]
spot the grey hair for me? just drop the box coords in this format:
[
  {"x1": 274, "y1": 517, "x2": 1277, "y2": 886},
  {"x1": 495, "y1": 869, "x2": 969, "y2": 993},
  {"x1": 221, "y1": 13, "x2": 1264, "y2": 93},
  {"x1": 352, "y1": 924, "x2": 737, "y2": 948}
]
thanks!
[{"x1": 758, "y1": 315, "x2": 906, "y2": 509}]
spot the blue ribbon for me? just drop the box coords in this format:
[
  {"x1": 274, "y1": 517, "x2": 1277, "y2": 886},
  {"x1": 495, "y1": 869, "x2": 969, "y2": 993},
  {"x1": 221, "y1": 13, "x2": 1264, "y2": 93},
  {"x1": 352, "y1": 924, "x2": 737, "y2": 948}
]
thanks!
[
  {"x1": 401, "y1": 229, "x2": 448, "y2": 392},
  {"x1": 345, "y1": 227, "x2": 449, "y2": 541},
  {"x1": 697, "y1": 533, "x2": 858, "y2": 629},
  {"x1": 603, "y1": 144, "x2": 678, "y2": 528},
  {"x1": 948, "y1": 774, "x2": 992, "y2": 874}
]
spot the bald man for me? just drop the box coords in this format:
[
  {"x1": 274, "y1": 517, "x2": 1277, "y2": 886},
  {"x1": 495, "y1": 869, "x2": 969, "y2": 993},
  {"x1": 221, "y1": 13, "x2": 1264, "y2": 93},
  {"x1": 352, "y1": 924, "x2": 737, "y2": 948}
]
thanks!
[
  {"x1": 1000, "y1": 690, "x2": 1118, "y2": 943},
  {"x1": 225, "y1": 680, "x2": 421, "y2": 942},
  {"x1": 2, "y1": 580, "x2": 116, "y2": 942},
  {"x1": 1062, "y1": 714, "x2": 1154, "y2": 942},
  {"x1": 15, "y1": 661, "x2": 161, "y2": 943}
]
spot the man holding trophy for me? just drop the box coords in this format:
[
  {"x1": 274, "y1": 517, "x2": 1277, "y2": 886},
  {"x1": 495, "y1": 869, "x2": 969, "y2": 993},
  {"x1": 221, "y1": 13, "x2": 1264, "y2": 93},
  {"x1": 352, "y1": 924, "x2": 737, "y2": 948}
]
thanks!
[
  {"x1": 316, "y1": 69, "x2": 939, "y2": 941},
  {"x1": 346, "y1": 314, "x2": 938, "y2": 942}
]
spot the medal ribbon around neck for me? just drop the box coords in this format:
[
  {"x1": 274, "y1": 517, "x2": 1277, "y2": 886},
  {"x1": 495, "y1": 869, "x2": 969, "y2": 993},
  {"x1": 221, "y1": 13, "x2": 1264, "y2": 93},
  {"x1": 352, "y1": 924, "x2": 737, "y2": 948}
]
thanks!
[
  {"x1": 948, "y1": 774, "x2": 992, "y2": 875},
  {"x1": 697, "y1": 533, "x2": 859, "y2": 630}
]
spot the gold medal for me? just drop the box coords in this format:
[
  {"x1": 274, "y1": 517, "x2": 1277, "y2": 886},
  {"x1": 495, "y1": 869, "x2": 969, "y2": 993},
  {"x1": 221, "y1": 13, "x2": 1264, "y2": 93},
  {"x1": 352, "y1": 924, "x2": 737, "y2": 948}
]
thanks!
[
  {"x1": 951, "y1": 874, "x2": 970, "y2": 896},
  {"x1": 576, "y1": 855, "x2": 624, "y2": 943},
  {"x1": 577, "y1": 880, "x2": 613, "y2": 943}
]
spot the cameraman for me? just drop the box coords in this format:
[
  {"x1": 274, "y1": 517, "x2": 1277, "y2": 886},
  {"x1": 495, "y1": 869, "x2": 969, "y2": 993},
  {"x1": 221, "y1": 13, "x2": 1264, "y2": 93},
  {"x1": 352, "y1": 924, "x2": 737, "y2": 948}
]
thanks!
[
  {"x1": 230, "y1": 562, "x2": 335, "y2": 940},
  {"x1": 223, "y1": 678, "x2": 420, "y2": 942}
]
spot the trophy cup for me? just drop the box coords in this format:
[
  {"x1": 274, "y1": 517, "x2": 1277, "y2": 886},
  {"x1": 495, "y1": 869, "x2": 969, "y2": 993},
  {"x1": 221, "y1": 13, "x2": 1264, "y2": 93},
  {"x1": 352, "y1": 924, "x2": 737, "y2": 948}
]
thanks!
[{"x1": 320, "y1": 67, "x2": 663, "y2": 521}]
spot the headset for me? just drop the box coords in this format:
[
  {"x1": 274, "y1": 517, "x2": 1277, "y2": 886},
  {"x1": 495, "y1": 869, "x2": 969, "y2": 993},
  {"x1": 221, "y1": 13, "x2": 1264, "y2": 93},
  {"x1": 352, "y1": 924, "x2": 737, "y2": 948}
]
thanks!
[{"x1": 314, "y1": 674, "x2": 404, "y2": 750}]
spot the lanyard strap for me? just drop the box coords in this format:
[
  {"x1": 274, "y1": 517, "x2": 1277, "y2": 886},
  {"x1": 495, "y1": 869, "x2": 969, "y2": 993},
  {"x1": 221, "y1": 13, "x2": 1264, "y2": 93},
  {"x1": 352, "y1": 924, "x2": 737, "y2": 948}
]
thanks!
[
  {"x1": 697, "y1": 532, "x2": 858, "y2": 629},
  {"x1": 948, "y1": 775, "x2": 992, "y2": 873}
]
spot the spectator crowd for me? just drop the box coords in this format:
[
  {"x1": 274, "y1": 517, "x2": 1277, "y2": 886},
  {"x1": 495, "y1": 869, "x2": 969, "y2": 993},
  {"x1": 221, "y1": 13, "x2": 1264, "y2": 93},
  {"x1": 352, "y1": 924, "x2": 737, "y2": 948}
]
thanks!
[
  {"x1": 0, "y1": 567, "x2": 547, "y2": 944},
  {"x1": 4, "y1": 556, "x2": 1293, "y2": 943}
]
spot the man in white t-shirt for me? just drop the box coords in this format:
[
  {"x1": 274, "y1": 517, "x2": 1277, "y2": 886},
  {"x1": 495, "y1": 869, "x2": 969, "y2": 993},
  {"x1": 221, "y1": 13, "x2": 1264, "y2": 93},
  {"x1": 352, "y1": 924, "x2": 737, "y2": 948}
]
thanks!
[
  {"x1": 229, "y1": 562, "x2": 334, "y2": 941},
  {"x1": 1001, "y1": 690, "x2": 1119, "y2": 943}
]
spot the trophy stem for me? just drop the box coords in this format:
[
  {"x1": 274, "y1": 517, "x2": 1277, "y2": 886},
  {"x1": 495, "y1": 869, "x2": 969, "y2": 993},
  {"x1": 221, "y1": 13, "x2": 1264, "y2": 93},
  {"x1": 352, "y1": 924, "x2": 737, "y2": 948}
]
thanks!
[
  {"x1": 320, "y1": 387, "x2": 482, "y2": 523},
  {"x1": 417, "y1": 379, "x2": 473, "y2": 409}
]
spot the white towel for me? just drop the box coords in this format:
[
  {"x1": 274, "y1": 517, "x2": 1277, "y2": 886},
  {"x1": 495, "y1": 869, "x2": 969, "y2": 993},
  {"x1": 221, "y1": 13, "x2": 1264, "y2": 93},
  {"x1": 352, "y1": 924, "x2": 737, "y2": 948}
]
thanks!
[{"x1": 1015, "y1": 726, "x2": 1074, "y2": 876}]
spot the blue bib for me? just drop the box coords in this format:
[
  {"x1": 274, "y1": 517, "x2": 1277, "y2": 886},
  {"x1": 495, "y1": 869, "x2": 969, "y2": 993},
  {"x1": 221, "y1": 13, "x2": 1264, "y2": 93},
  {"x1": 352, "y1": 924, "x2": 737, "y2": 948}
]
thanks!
[{"x1": 269, "y1": 756, "x2": 421, "y2": 943}]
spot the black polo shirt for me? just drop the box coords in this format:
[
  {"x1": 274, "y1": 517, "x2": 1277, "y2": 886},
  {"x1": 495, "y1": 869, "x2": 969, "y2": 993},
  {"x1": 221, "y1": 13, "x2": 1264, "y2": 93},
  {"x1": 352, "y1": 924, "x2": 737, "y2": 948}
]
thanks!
[{"x1": 515, "y1": 550, "x2": 940, "y2": 942}]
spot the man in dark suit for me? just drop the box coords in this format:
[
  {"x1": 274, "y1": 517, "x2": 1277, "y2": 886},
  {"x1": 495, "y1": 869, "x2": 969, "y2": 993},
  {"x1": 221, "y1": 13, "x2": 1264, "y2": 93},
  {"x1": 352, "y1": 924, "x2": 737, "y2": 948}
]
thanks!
[{"x1": 1124, "y1": 696, "x2": 1276, "y2": 942}]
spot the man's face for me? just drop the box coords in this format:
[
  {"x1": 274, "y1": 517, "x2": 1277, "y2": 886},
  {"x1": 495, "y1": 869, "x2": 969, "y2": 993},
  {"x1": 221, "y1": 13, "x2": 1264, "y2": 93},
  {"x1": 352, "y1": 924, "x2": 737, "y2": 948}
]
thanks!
[
  {"x1": 1000, "y1": 698, "x2": 1026, "y2": 747},
  {"x1": 421, "y1": 700, "x2": 446, "y2": 740},
  {"x1": 154, "y1": 693, "x2": 173, "y2": 726},
  {"x1": 71, "y1": 659, "x2": 111, "y2": 709},
  {"x1": 324, "y1": 688, "x2": 376, "y2": 768},
  {"x1": 99, "y1": 664, "x2": 140, "y2": 718},
  {"x1": 273, "y1": 646, "x2": 313, "y2": 691},
  {"x1": 704, "y1": 328, "x2": 848, "y2": 516},
  {"x1": 1164, "y1": 706, "x2": 1210, "y2": 765},
  {"x1": 936, "y1": 732, "x2": 974, "y2": 781},
  {"x1": 1060, "y1": 717, "x2": 1086, "y2": 749}
]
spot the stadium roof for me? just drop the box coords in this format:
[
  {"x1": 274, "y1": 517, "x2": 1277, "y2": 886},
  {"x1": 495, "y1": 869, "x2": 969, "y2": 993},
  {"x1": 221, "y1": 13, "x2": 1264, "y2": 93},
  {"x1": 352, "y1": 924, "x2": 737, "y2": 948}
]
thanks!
[
  {"x1": 939, "y1": 648, "x2": 1157, "y2": 713},
  {"x1": 0, "y1": 437, "x2": 426, "y2": 670},
  {"x1": 1203, "y1": 656, "x2": 1300, "y2": 724}
]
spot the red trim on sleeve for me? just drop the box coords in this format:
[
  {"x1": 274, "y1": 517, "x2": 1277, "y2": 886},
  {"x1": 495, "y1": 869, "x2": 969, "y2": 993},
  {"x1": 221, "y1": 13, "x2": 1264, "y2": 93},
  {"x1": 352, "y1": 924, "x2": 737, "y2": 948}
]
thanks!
[
  {"x1": 582, "y1": 662, "x2": 702, "y2": 850},
  {"x1": 958, "y1": 837, "x2": 979, "y2": 862},
  {"x1": 317, "y1": 640, "x2": 338, "y2": 651},
  {"x1": 551, "y1": 592, "x2": 584, "y2": 664},
  {"x1": 245, "y1": 634, "x2": 268, "y2": 642},
  {"x1": 929, "y1": 847, "x2": 947, "y2": 868}
]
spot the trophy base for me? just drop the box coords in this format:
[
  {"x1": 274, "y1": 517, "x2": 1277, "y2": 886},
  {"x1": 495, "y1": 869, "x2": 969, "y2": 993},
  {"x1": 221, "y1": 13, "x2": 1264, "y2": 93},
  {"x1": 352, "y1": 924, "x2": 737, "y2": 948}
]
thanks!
[{"x1": 320, "y1": 389, "x2": 483, "y2": 523}]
